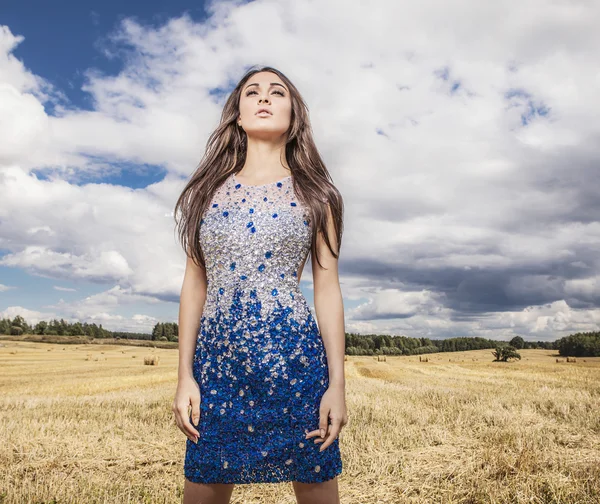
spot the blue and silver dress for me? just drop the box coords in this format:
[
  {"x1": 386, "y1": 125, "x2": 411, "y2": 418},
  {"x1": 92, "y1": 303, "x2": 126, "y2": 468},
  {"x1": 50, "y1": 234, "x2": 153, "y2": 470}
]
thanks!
[{"x1": 184, "y1": 172, "x2": 343, "y2": 484}]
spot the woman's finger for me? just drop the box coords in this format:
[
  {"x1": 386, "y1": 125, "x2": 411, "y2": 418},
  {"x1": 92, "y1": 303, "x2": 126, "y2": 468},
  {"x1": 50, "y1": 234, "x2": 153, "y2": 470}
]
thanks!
[
  {"x1": 190, "y1": 393, "x2": 201, "y2": 427},
  {"x1": 311, "y1": 423, "x2": 331, "y2": 442},
  {"x1": 318, "y1": 419, "x2": 342, "y2": 451},
  {"x1": 305, "y1": 428, "x2": 323, "y2": 439},
  {"x1": 177, "y1": 403, "x2": 200, "y2": 441}
]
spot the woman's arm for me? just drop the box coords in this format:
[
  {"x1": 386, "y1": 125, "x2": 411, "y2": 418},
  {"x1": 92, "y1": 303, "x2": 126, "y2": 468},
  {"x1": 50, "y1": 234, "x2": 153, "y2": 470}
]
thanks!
[
  {"x1": 308, "y1": 203, "x2": 348, "y2": 452},
  {"x1": 313, "y1": 204, "x2": 345, "y2": 388},
  {"x1": 177, "y1": 253, "x2": 208, "y2": 380},
  {"x1": 172, "y1": 251, "x2": 208, "y2": 443}
]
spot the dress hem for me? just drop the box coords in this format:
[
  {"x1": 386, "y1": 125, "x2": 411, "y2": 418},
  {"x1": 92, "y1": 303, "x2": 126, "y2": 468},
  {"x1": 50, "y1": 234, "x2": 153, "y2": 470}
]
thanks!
[{"x1": 184, "y1": 464, "x2": 342, "y2": 485}]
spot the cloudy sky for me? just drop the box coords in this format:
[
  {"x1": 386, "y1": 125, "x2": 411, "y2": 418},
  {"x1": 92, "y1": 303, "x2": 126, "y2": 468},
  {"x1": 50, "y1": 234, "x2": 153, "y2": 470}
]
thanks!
[{"x1": 1, "y1": 0, "x2": 599, "y2": 341}]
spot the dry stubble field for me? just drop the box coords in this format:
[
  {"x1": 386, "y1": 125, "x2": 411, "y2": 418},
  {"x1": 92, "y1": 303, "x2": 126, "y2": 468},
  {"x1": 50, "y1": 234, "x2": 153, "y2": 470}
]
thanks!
[{"x1": 1, "y1": 338, "x2": 599, "y2": 504}]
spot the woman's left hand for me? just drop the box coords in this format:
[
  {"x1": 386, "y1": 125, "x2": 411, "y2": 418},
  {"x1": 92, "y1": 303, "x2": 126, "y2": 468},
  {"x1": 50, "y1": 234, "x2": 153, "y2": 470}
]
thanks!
[{"x1": 305, "y1": 384, "x2": 348, "y2": 451}]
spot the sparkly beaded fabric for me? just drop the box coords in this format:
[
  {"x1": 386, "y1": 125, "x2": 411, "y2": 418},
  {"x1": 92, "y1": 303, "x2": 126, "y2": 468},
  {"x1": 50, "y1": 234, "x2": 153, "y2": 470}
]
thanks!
[{"x1": 184, "y1": 172, "x2": 343, "y2": 484}]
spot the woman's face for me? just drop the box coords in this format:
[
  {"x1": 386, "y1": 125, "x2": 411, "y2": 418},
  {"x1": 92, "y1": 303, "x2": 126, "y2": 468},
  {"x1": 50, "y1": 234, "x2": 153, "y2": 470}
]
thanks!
[{"x1": 237, "y1": 71, "x2": 292, "y2": 140}]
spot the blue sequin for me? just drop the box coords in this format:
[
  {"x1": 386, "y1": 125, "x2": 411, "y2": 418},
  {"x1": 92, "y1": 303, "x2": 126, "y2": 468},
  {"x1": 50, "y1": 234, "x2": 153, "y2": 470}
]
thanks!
[
  {"x1": 185, "y1": 172, "x2": 342, "y2": 485},
  {"x1": 290, "y1": 202, "x2": 297, "y2": 207},
  {"x1": 223, "y1": 211, "x2": 229, "y2": 217}
]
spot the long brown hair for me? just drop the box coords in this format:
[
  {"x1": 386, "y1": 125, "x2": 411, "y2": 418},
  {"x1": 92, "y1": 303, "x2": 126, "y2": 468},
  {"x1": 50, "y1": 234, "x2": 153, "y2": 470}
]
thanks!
[{"x1": 174, "y1": 65, "x2": 344, "y2": 271}]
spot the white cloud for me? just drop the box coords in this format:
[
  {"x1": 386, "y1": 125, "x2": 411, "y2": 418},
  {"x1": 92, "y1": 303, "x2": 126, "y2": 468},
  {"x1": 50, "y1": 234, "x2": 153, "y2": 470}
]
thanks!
[
  {"x1": 1, "y1": 245, "x2": 133, "y2": 282},
  {"x1": 0, "y1": 306, "x2": 56, "y2": 325},
  {"x1": 0, "y1": 165, "x2": 186, "y2": 299}
]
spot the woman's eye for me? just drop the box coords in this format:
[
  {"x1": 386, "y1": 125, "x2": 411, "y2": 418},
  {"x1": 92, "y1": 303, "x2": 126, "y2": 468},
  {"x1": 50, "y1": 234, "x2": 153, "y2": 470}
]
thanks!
[{"x1": 245, "y1": 89, "x2": 285, "y2": 96}]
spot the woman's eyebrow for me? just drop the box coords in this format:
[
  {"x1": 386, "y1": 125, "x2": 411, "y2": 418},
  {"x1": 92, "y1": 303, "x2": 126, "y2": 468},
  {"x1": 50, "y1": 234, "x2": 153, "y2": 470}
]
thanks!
[{"x1": 244, "y1": 82, "x2": 288, "y2": 92}]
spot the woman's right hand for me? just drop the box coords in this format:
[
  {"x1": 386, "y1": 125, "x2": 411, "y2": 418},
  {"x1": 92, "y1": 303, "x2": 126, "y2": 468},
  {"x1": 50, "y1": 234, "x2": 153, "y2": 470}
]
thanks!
[{"x1": 172, "y1": 374, "x2": 201, "y2": 444}]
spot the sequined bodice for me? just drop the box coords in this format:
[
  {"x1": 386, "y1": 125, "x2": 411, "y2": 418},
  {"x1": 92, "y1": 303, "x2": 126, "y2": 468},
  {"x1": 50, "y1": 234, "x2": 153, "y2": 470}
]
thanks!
[{"x1": 199, "y1": 173, "x2": 312, "y2": 322}]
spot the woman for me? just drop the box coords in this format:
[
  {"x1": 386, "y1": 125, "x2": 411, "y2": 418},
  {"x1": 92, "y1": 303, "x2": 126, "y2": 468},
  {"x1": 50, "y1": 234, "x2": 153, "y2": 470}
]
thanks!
[{"x1": 172, "y1": 65, "x2": 347, "y2": 504}]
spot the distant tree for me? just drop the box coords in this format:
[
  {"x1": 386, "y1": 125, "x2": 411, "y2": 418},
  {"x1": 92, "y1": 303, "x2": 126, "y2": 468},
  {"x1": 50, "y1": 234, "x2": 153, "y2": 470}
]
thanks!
[
  {"x1": 163, "y1": 323, "x2": 175, "y2": 341},
  {"x1": 492, "y1": 346, "x2": 521, "y2": 362},
  {"x1": 34, "y1": 321, "x2": 48, "y2": 335},
  {"x1": 11, "y1": 315, "x2": 30, "y2": 334},
  {"x1": 510, "y1": 336, "x2": 525, "y2": 349},
  {"x1": 48, "y1": 319, "x2": 61, "y2": 335},
  {"x1": 0, "y1": 318, "x2": 10, "y2": 334},
  {"x1": 10, "y1": 326, "x2": 23, "y2": 336},
  {"x1": 69, "y1": 322, "x2": 84, "y2": 336}
]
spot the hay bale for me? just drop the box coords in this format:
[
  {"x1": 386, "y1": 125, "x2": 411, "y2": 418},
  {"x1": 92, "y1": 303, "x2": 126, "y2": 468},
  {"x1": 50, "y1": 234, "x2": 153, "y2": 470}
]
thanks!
[{"x1": 144, "y1": 355, "x2": 160, "y2": 366}]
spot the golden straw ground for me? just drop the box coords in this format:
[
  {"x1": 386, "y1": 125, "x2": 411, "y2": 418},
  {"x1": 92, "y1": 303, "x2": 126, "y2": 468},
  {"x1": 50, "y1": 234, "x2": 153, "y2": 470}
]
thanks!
[{"x1": 1, "y1": 339, "x2": 599, "y2": 503}]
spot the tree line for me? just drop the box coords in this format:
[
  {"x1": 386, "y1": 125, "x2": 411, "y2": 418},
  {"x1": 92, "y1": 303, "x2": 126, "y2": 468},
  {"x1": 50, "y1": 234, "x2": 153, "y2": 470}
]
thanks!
[
  {"x1": 344, "y1": 333, "x2": 554, "y2": 356},
  {"x1": 555, "y1": 331, "x2": 600, "y2": 357},
  {"x1": 0, "y1": 315, "x2": 152, "y2": 341},
  {"x1": 2, "y1": 315, "x2": 597, "y2": 356}
]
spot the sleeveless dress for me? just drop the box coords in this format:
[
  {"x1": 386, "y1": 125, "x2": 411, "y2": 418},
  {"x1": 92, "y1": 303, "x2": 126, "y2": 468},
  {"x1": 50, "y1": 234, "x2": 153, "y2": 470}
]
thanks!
[{"x1": 184, "y1": 172, "x2": 343, "y2": 484}]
